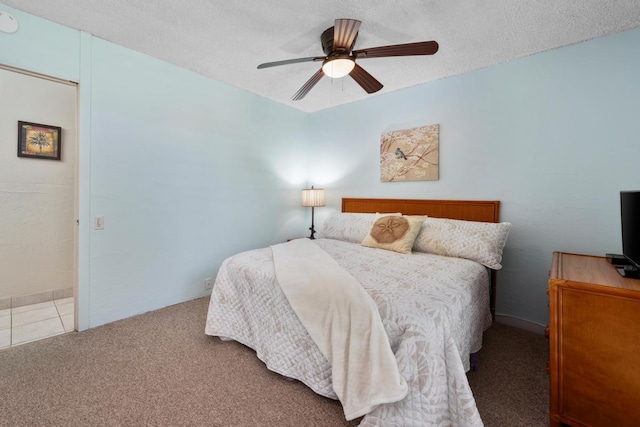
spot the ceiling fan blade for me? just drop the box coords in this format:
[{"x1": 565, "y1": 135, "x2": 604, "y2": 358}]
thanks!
[
  {"x1": 349, "y1": 63, "x2": 383, "y2": 94},
  {"x1": 257, "y1": 56, "x2": 325, "y2": 69},
  {"x1": 292, "y1": 69, "x2": 325, "y2": 101},
  {"x1": 353, "y1": 41, "x2": 439, "y2": 59},
  {"x1": 333, "y1": 18, "x2": 361, "y2": 52}
]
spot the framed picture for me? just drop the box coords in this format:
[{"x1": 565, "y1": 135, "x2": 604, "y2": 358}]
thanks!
[{"x1": 17, "y1": 121, "x2": 62, "y2": 160}]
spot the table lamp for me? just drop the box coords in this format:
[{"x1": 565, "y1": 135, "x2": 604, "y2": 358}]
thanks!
[{"x1": 301, "y1": 186, "x2": 325, "y2": 239}]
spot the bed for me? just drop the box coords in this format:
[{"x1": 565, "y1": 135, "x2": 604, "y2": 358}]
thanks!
[{"x1": 205, "y1": 198, "x2": 511, "y2": 426}]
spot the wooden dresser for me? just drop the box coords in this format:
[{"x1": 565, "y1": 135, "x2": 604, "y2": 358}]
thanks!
[{"x1": 548, "y1": 252, "x2": 640, "y2": 427}]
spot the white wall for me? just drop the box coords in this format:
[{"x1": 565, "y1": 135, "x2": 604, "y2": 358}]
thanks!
[
  {"x1": 307, "y1": 27, "x2": 640, "y2": 326},
  {"x1": 0, "y1": 68, "x2": 76, "y2": 299}
]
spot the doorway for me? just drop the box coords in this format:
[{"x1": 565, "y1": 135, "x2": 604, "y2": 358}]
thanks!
[{"x1": 0, "y1": 65, "x2": 78, "y2": 349}]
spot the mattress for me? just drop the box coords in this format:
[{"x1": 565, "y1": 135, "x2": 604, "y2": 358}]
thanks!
[{"x1": 205, "y1": 238, "x2": 491, "y2": 426}]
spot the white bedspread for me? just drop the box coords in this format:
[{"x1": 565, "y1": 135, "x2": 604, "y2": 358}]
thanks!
[
  {"x1": 271, "y1": 239, "x2": 408, "y2": 420},
  {"x1": 205, "y1": 238, "x2": 491, "y2": 426}
]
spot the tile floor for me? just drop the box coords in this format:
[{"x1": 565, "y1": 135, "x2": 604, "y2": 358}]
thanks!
[{"x1": 0, "y1": 297, "x2": 74, "y2": 350}]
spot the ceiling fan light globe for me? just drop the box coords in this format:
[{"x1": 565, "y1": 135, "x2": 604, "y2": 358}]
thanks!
[{"x1": 322, "y1": 58, "x2": 355, "y2": 78}]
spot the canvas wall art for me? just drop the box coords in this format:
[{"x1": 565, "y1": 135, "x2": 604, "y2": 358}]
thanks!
[{"x1": 380, "y1": 124, "x2": 439, "y2": 182}]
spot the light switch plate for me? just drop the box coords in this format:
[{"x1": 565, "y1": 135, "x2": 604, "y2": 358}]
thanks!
[{"x1": 95, "y1": 216, "x2": 104, "y2": 230}]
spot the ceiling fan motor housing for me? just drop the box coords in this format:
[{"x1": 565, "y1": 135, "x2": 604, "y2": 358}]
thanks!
[{"x1": 321, "y1": 26, "x2": 357, "y2": 55}]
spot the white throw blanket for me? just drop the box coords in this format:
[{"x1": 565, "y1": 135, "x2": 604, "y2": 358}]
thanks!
[{"x1": 271, "y1": 238, "x2": 408, "y2": 420}]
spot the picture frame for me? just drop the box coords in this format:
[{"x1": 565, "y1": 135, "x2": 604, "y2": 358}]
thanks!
[{"x1": 17, "y1": 121, "x2": 62, "y2": 160}]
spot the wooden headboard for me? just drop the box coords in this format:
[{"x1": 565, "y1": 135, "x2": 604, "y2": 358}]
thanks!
[
  {"x1": 342, "y1": 197, "x2": 501, "y2": 319},
  {"x1": 342, "y1": 198, "x2": 500, "y2": 223}
]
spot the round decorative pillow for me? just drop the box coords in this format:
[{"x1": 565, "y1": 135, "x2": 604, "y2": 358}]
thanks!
[{"x1": 370, "y1": 216, "x2": 410, "y2": 244}]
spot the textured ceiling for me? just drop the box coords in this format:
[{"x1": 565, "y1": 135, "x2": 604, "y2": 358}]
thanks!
[{"x1": 3, "y1": 0, "x2": 640, "y2": 112}]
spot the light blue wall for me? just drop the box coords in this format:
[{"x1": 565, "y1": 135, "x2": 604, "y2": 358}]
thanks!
[
  {"x1": 87, "y1": 39, "x2": 308, "y2": 326},
  {"x1": 0, "y1": 4, "x2": 79, "y2": 81},
  {"x1": 308, "y1": 27, "x2": 640, "y2": 326},
  {"x1": 0, "y1": 4, "x2": 309, "y2": 328},
  {"x1": 3, "y1": 2, "x2": 639, "y2": 329}
]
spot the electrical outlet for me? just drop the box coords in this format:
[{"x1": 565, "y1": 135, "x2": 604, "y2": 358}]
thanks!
[{"x1": 205, "y1": 277, "x2": 213, "y2": 290}]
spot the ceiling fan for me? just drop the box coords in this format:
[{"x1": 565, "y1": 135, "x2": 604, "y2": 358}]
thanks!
[{"x1": 257, "y1": 18, "x2": 439, "y2": 101}]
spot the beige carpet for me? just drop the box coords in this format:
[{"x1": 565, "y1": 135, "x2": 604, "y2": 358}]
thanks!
[{"x1": 0, "y1": 297, "x2": 548, "y2": 426}]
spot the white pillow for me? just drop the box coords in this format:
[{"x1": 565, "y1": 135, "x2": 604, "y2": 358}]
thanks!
[
  {"x1": 316, "y1": 212, "x2": 400, "y2": 243},
  {"x1": 361, "y1": 215, "x2": 426, "y2": 254},
  {"x1": 413, "y1": 217, "x2": 512, "y2": 269}
]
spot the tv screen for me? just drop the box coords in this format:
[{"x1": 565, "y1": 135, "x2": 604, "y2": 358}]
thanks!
[{"x1": 621, "y1": 191, "x2": 640, "y2": 269}]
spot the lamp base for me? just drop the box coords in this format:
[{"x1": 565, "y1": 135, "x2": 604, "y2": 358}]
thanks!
[{"x1": 308, "y1": 206, "x2": 316, "y2": 239}]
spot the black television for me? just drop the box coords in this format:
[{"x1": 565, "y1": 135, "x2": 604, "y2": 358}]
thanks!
[{"x1": 619, "y1": 191, "x2": 640, "y2": 279}]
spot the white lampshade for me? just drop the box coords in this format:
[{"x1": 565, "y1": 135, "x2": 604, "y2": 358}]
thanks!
[
  {"x1": 322, "y1": 58, "x2": 355, "y2": 78},
  {"x1": 301, "y1": 187, "x2": 325, "y2": 207}
]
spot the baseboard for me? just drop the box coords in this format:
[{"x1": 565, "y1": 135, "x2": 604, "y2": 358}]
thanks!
[{"x1": 495, "y1": 314, "x2": 546, "y2": 335}]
